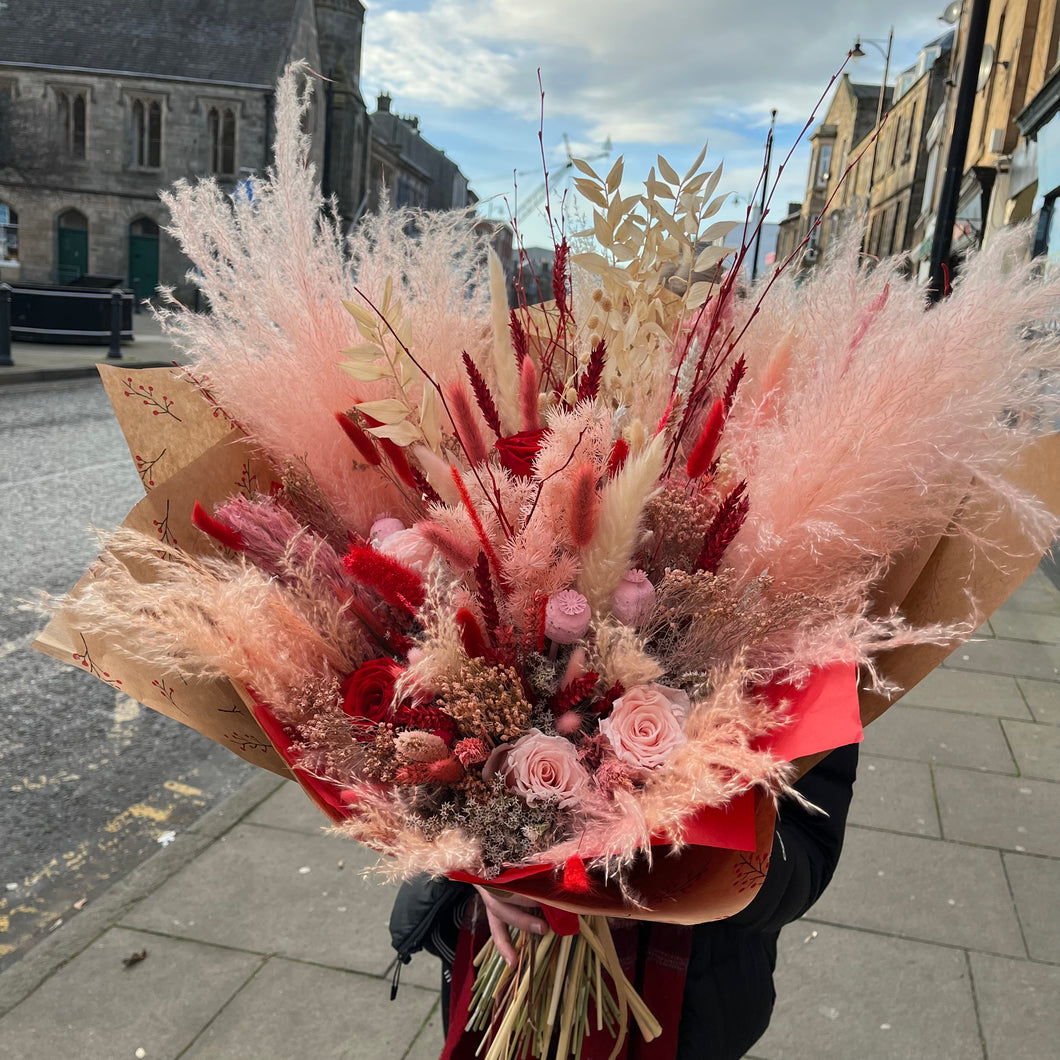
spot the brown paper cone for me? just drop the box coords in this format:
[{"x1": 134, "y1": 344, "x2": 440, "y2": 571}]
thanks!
[{"x1": 33, "y1": 374, "x2": 292, "y2": 778}]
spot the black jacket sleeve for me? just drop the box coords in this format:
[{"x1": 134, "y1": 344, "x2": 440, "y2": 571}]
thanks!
[{"x1": 727, "y1": 742, "x2": 859, "y2": 935}]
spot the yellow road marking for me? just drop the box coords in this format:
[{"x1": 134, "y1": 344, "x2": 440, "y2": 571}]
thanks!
[{"x1": 163, "y1": 780, "x2": 202, "y2": 797}]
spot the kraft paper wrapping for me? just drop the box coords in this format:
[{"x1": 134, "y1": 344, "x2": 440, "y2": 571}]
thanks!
[{"x1": 33, "y1": 366, "x2": 292, "y2": 779}]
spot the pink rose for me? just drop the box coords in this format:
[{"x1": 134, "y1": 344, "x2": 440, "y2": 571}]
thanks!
[
  {"x1": 502, "y1": 729, "x2": 589, "y2": 808},
  {"x1": 377, "y1": 528, "x2": 435, "y2": 574},
  {"x1": 599, "y1": 684, "x2": 689, "y2": 770}
]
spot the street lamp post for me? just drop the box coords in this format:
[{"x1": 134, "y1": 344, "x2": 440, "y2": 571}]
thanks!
[
  {"x1": 752, "y1": 109, "x2": 777, "y2": 282},
  {"x1": 928, "y1": 0, "x2": 991, "y2": 301},
  {"x1": 852, "y1": 27, "x2": 895, "y2": 196}
]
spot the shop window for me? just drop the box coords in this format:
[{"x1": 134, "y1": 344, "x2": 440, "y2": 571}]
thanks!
[
  {"x1": 207, "y1": 105, "x2": 237, "y2": 177},
  {"x1": 132, "y1": 99, "x2": 163, "y2": 168}
]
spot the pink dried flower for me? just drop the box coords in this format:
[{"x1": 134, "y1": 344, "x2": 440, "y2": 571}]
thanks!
[
  {"x1": 599, "y1": 684, "x2": 689, "y2": 771},
  {"x1": 454, "y1": 737, "x2": 489, "y2": 766},
  {"x1": 415, "y1": 521, "x2": 478, "y2": 570},
  {"x1": 394, "y1": 730, "x2": 449, "y2": 764},
  {"x1": 519, "y1": 356, "x2": 540, "y2": 430},
  {"x1": 503, "y1": 729, "x2": 589, "y2": 808}
]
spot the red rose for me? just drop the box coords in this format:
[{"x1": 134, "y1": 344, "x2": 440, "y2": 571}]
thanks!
[
  {"x1": 495, "y1": 428, "x2": 546, "y2": 478},
  {"x1": 341, "y1": 658, "x2": 402, "y2": 732}
]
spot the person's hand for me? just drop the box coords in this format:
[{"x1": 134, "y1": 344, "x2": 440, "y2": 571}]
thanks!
[{"x1": 473, "y1": 885, "x2": 547, "y2": 966}]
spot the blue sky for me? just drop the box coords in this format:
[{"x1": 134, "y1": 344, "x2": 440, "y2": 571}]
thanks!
[{"x1": 361, "y1": 0, "x2": 953, "y2": 247}]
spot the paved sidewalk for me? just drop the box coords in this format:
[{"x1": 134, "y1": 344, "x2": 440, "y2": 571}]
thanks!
[
  {"x1": 0, "y1": 312, "x2": 184, "y2": 386},
  {"x1": 0, "y1": 571, "x2": 1057, "y2": 1060}
]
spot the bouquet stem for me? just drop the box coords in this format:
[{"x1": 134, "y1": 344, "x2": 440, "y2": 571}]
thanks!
[{"x1": 467, "y1": 915, "x2": 662, "y2": 1060}]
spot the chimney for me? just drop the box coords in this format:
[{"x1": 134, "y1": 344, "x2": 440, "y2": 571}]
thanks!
[{"x1": 377, "y1": 93, "x2": 392, "y2": 113}]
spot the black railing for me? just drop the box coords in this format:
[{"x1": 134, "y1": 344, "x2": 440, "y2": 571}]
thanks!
[{"x1": 0, "y1": 282, "x2": 133, "y2": 364}]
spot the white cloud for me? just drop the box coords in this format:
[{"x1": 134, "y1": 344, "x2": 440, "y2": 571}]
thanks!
[
  {"x1": 361, "y1": 0, "x2": 951, "y2": 243},
  {"x1": 365, "y1": 0, "x2": 945, "y2": 134}
]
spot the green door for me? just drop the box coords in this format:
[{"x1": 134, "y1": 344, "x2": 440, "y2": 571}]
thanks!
[
  {"x1": 129, "y1": 230, "x2": 160, "y2": 301},
  {"x1": 57, "y1": 225, "x2": 88, "y2": 284}
]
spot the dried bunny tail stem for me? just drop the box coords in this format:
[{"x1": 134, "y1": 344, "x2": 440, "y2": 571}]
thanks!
[
  {"x1": 577, "y1": 432, "x2": 666, "y2": 612},
  {"x1": 489, "y1": 249, "x2": 521, "y2": 434},
  {"x1": 519, "y1": 355, "x2": 541, "y2": 431},
  {"x1": 446, "y1": 382, "x2": 490, "y2": 466},
  {"x1": 589, "y1": 621, "x2": 663, "y2": 692},
  {"x1": 412, "y1": 445, "x2": 461, "y2": 506},
  {"x1": 568, "y1": 462, "x2": 601, "y2": 548}
]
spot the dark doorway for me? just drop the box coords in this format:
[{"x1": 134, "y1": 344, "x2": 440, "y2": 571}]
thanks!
[
  {"x1": 57, "y1": 208, "x2": 88, "y2": 283},
  {"x1": 128, "y1": 216, "x2": 160, "y2": 302}
]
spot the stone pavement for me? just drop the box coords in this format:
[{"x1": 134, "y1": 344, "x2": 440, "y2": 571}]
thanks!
[
  {"x1": 0, "y1": 311, "x2": 184, "y2": 386},
  {"x1": 0, "y1": 568, "x2": 1056, "y2": 1060}
]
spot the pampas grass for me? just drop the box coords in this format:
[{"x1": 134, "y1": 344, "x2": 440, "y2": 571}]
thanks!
[
  {"x1": 157, "y1": 65, "x2": 492, "y2": 536},
  {"x1": 721, "y1": 228, "x2": 1060, "y2": 603}
]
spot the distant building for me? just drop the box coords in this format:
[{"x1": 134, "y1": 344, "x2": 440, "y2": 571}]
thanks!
[
  {"x1": 368, "y1": 93, "x2": 472, "y2": 213},
  {"x1": 774, "y1": 201, "x2": 805, "y2": 267},
  {"x1": 866, "y1": 34, "x2": 951, "y2": 265},
  {"x1": 0, "y1": 0, "x2": 372, "y2": 300},
  {"x1": 794, "y1": 73, "x2": 892, "y2": 267}
]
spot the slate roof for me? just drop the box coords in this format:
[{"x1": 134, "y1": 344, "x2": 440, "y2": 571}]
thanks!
[
  {"x1": 851, "y1": 81, "x2": 895, "y2": 109},
  {"x1": 0, "y1": 0, "x2": 299, "y2": 86}
]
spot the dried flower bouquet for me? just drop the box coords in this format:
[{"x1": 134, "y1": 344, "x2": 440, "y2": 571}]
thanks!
[{"x1": 36, "y1": 67, "x2": 1060, "y2": 1059}]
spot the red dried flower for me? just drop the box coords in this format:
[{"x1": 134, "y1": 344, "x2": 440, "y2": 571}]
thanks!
[
  {"x1": 695, "y1": 481, "x2": 750, "y2": 574},
  {"x1": 495, "y1": 428, "x2": 546, "y2": 478},
  {"x1": 428, "y1": 756, "x2": 465, "y2": 784},
  {"x1": 340, "y1": 658, "x2": 402, "y2": 733},
  {"x1": 562, "y1": 855, "x2": 590, "y2": 894},
  {"x1": 191, "y1": 500, "x2": 246, "y2": 552},
  {"x1": 686, "y1": 398, "x2": 726, "y2": 479},
  {"x1": 343, "y1": 544, "x2": 425, "y2": 613}
]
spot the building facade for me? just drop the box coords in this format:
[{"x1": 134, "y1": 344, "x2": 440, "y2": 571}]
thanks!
[
  {"x1": 0, "y1": 0, "x2": 371, "y2": 301},
  {"x1": 790, "y1": 74, "x2": 892, "y2": 267},
  {"x1": 865, "y1": 38, "x2": 951, "y2": 264},
  {"x1": 368, "y1": 94, "x2": 473, "y2": 214}
]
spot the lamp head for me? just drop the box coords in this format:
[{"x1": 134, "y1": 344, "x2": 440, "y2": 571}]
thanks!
[{"x1": 851, "y1": 38, "x2": 866, "y2": 59}]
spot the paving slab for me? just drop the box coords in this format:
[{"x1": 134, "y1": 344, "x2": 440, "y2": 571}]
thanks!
[
  {"x1": 1016, "y1": 676, "x2": 1060, "y2": 725},
  {"x1": 847, "y1": 755, "x2": 941, "y2": 837},
  {"x1": 863, "y1": 705, "x2": 1015, "y2": 773},
  {"x1": 898, "y1": 666, "x2": 1031, "y2": 719},
  {"x1": 245, "y1": 777, "x2": 332, "y2": 834},
  {"x1": 934, "y1": 766, "x2": 1060, "y2": 857},
  {"x1": 1003, "y1": 852, "x2": 1060, "y2": 963},
  {"x1": 403, "y1": 999, "x2": 445, "y2": 1060},
  {"x1": 0, "y1": 926, "x2": 259, "y2": 1060},
  {"x1": 1000, "y1": 718, "x2": 1060, "y2": 780},
  {"x1": 1002, "y1": 570, "x2": 1060, "y2": 615},
  {"x1": 121, "y1": 824, "x2": 400, "y2": 976},
  {"x1": 752, "y1": 923, "x2": 982, "y2": 1060},
  {"x1": 943, "y1": 637, "x2": 1060, "y2": 682},
  {"x1": 970, "y1": 952, "x2": 1060, "y2": 1060},
  {"x1": 808, "y1": 827, "x2": 1025, "y2": 956},
  {"x1": 988, "y1": 609, "x2": 1060, "y2": 643},
  {"x1": 180, "y1": 954, "x2": 436, "y2": 1060}
]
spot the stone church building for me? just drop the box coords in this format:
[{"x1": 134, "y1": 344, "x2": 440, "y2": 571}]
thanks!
[{"x1": 0, "y1": 0, "x2": 373, "y2": 302}]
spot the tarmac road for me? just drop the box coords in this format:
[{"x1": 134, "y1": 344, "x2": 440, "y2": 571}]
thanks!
[{"x1": 0, "y1": 377, "x2": 252, "y2": 971}]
